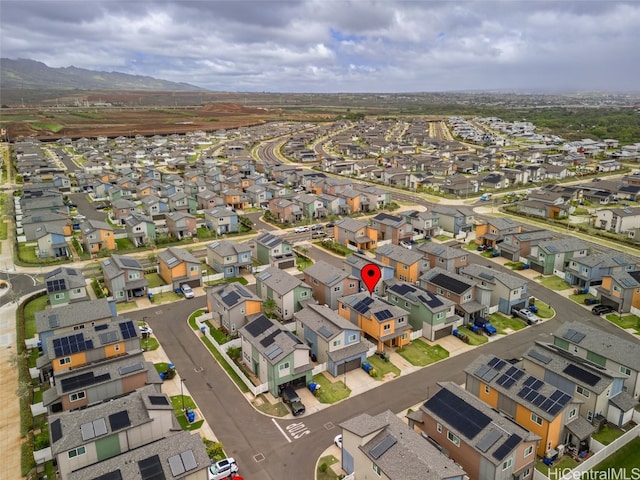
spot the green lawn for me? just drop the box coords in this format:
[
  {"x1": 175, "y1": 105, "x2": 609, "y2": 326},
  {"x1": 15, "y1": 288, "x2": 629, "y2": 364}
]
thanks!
[
  {"x1": 115, "y1": 301, "x2": 138, "y2": 312},
  {"x1": 367, "y1": 354, "x2": 401, "y2": 380},
  {"x1": 188, "y1": 309, "x2": 206, "y2": 330},
  {"x1": 317, "y1": 455, "x2": 341, "y2": 480},
  {"x1": 253, "y1": 395, "x2": 288, "y2": 417},
  {"x1": 592, "y1": 423, "x2": 625, "y2": 445},
  {"x1": 504, "y1": 261, "x2": 525, "y2": 270},
  {"x1": 115, "y1": 238, "x2": 135, "y2": 250},
  {"x1": 457, "y1": 325, "x2": 488, "y2": 345},
  {"x1": 396, "y1": 339, "x2": 449, "y2": 367},
  {"x1": 149, "y1": 291, "x2": 182, "y2": 304},
  {"x1": 488, "y1": 313, "x2": 525, "y2": 333},
  {"x1": 206, "y1": 322, "x2": 233, "y2": 344},
  {"x1": 297, "y1": 257, "x2": 313, "y2": 271},
  {"x1": 145, "y1": 272, "x2": 165, "y2": 288},
  {"x1": 532, "y1": 302, "x2": 554, "y2": 319},
  {"x1": 590, "y1": 437, "x2": 640, "y2": 470},
  {"x1": 313, "y1": 373, "x2": 351, "y2": 403},
  {"x1": 0, "y1": 220, "x2": 7, "y2": 240},
  {"x1": 538, "y1": 275, "x2": 572, "y2": 291},
  {"x1": 568, "y1": 292, "x2": 598, "y2": 305},
  {"x1": 24, "y1": 295, "x2": 49, "y2": 339},
  {"x1": 435, "y1": 234, "x2": 451, "y2": 241},
  {"x1": 141, "y1": 336, "x2": 159, "y2": 351},
  {"x1": 536, "y1": 454, "x2": 578, "y2": 476},
  {"x1": 605, "y1": 313, "x2": 640, "y2": 334},
  {"x1": 205, "y1": 276, "x2": 249, "y2": 286},
  {"x1": 314, "y1": 240, "x2": 353, "y2": 256}
]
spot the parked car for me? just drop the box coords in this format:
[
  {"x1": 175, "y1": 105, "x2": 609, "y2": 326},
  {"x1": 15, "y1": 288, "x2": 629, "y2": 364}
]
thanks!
[
  {"x1": 592, "y1": 304, "x2": 614, "y2": 315},
  {"x1": 399, "y1": 240, "x2": 412, "y2": 250},
  {"x1": 181, "y1": 284, "x2": 195, "y2": 299},
  {"x1": 334, "y1": 434, "x2": 343, "y2": 449},
  {"x1": 472, "y1": 317, "x2": 497, "y2": 335},
  {"x1": 208, "y1": 457, "x2": 238, "y2": 480},
  {"x1": 325, "y1": 222, "x2": 335, "y2": 228},
  {"x1": 294, "y1": 226, "x2": 309, "y2": 233},
  {"x1": 94, "y1": 202, "x2": 108, "y2": 210},
  {"x1": 311, "y1": 231, "x2": 327, "y2": 239},
  {"x1": 280, "y1": 386, "x2": 305, "y2": 416},
  {"x1": 512, "y1": 308, "x2": 540, "y2": 325},
  {"x1": 138, "y1": 325, "x2": 153, "y2": 335}
]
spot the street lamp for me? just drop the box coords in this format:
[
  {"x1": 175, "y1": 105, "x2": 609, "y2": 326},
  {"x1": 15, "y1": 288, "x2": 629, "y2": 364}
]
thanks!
[{"x1": 180, "y1": 378, "x2": 186, "y2": 414}]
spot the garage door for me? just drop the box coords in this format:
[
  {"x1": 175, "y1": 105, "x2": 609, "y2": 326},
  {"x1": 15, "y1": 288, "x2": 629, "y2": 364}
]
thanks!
[
  {"x1": 337, "y1": 358, "x2": 361, "y2": 375},
  {"x1": 529, "y1": 262, "x2": 544, "y2": 273},
  {"x1": 434, "y1": 326, "x2": 452, "y2": 340},
  {"x1": 278, "y1": 260, "x2": 296, "y2": 269}
]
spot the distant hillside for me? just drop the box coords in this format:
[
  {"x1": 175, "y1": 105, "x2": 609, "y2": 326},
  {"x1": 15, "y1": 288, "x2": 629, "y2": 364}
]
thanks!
[{"x1": 0, "y1": 58, "x2": 206, "y2": 92}]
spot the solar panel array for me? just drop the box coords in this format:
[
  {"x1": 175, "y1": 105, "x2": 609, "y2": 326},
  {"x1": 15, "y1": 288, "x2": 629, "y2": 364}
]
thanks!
[
  {"x1": 563, "y1": 364, "x2": 600, "y2": 386},
  {"x1": 60, "y1": 372, "x2": 111, "y2": 393},
  {"x1": 493, "y1": 434, "x2": 523, "y2": 461},
  {"x1": 265, "y1": 344, "x2": 283, "y2": 360},
  {"x1": 119, "y1": 362, "x2": 145, "y2": 375},
  {"x1": 476, "y1": 429, "x2": 503, "y2": 453},
  {"x1": 53, "y1": 333, "x2": 94, "y2": 357},
  {"x1": 353, "y1": 296, "x2": 374, "y2": 314},
  {"x1": 46, "y1": 278, "x2": 66, "y2": 292},
  {"x1": 260, "y1": 331, "x2": 279, "y2": 347},
  {"x1": 94, "y1": 472, "x2": 123, "y2": 480},
  {"x1": 425, "y1": 388, "x2": 491, "y2": 440},
  {"x1": 120, "y1": 257, "x2": 141, "y2": 268},
  {"x1": 119, "y1": 320, "x2": 137, "y2": 339},
  {"x1": 168, "y1": 451, "x2": 198, "y2": 477},
  {"x1": 149, "y1": 395, "x2": 170, "y2": 406},
  {"x1": 516, "y1": 376, "x2": 572, "y2": 417},
  {"x1": 318, "y1": 326, "x2": 333, "y2": 338},
  {"x1": 109, "y1": 411, "x2": 131, "y2": 431},
  {"x1": 528, "y1": 350, "x2": 552, "y2": 364},
  {"x1": 370, "y1": 435, "x2": 397, "y2": 459},
  {"x1": 138, "y1": 455, "x2": 165, "y2": 480},
  {"x1": 81, "y1": 418, "x2": 108, "y2": 441},
  {"x1": 562, "y1": 329, "x2": 586, "y2": 344},
  {"x1": 245, "y1": 315, "x2": 271, "y2": 337},
  {"x1": 221, "y1": 291, "x2": 240, "y2": 307},
  {"x1": 390, "y1": 283, "x2": 413, "y2": 296},
  {"x1": 474, "y1": 364, "x2": 500, "y2": 383},
  {"x1": 238, "y1": 287, "x2": 253, "y2": 298},
  {"x1": 99, "y1": 331, "x2": 119, "y2": 345},
  {"x1": 373, "y1": 309, "x2": 393, "y2": 321},
  {"x1": 496, "y1": 366, "x2": 525, "y2": 389},
  {"x1": 50, "y1": 419, "x2": 63, "y2": 443},
  {"x1": 488, "y1": 356, "x2": 507, "y2": 370}
]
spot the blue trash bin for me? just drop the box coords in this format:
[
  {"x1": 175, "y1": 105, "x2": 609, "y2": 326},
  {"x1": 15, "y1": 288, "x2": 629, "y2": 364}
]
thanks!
[{"x1": 185, "y1": 408, "x2": 195, "y2": 423}]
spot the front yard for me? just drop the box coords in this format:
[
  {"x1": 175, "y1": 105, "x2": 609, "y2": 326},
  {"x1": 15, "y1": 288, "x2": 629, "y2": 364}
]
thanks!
[
  {"x1": 367, "y1": 354, "x2": 401, "y2": 380},
  {"x1": 536, "y1": 275, "x2": 572, "y2": 291},
  {"x1": 396, "y1": 340, "x2": 449, "y2": 367},
  {"x1": 457, "y1": 325, "x2": 488, "y2": 345},
  {"x1": 592, "y1": 423, "x2": 626, "y2": 445},
  {"x1": 313, "y1": 373, "x2": 351, "y2": 403},
  {"x1": 605, "y1": 313, "x2": 640, "y2": 334},
  {"x1": 488, "y1": 313, "x2": 525, "y2": 333}
]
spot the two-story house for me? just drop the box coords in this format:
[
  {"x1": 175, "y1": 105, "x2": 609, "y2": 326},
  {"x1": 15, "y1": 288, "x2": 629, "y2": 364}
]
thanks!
[
  {"x1": 499, "y1": 230, "x2": 556, "y2": 262},
  {"x1": 239, "y1": 314, "x2": 313, "y2": 396},
  {"x1": 269, "y1": 198, "x2": 303, "y2": 224},
  {"x1": 157, "y1": 247, "x2": 202, "y2": 290},
  {"x1": 204, "y1": 207, "x2": 239, "y2": 235},
  {"x1": 386, "y1": 281, "x2": 461, "y2": 341},
  {"x1": 527, "y1": 238, "x2": 589, "y2": 275},
  {"x1": 594, "y1": 206, "x2": 640, "y2": 234},
  {"x1": 420, "y1": 267, "x2": 487, "y2": 323},
  {"x1": 294, "y1": 304, "x2": 372, "y2": 377},
  {"x1": 80, "y1": 219, "x2": 115, "y2": 255},
  {"x1": 417, "y1": 242, "x2": 469, "y2": 273},
  {"x1": 375, "y1": 244, "x2": 426, "y2": 284},
  {"x1": 343, "y1": 253, "x2": 394, "y2": 296},
  {"x1": 101, "y1": 254, "x2": 149, "y2": 302},
  {"x1": 110, "y1": 199, "x2": 138, "y2": 225},
  {"x1": 333, "y1": 218, "x2": 378, "y2": 251},
  {"x1": 431, "y1": 206, "x2": 474, "y2": 236},
  {"x1": 459, "y1": 264, "x2": 529, "y2": 315},
  {"x1": 206, "y1": 282, "x2": 263, "y2": 335},
  {"x1": 123, "y1": 212, "x2": 156, "y2": 248},
  {"x1": 255, "y1": 266, "x2": 314, "y2": 321},
  {"x1": 338, "y1": 292, "x2": 411, "y2": 352},
  {"x1": 408, "y1": 382, "x2": 538, "y2": 480},
  {"x1": 597, "y1": 270, "x2": 640, "y2": 313},
  {"x1": 44, "y1": 267, "x2": 89, "y2": 307},
  {"x1": 253, "y1": 232, "x2": 296, "y2": 269},
  {"x1": 339, "y1": 410, "x2": 466, "y2": 480},
  {"x1": 303, "y1": 260, "x2": 359, "y2": 310},
  {"x1": 165, "y1": 211, "x2": 197, "y2": 240},
  {"x1": 564, "y1": 252, "x2": 639, "y2": 290},
  {"x1": 403, "y1": 208, "x2": 440, "y2": 239},
  {"x1": 475, "y1": 217, "x2": 523, "y2": 249},
  {"x1": 370, "y1": 213, "x2": 412, "y2": 245},
  {"x1": 206, "y1": 239, "x2": 252, "y2": 278}
]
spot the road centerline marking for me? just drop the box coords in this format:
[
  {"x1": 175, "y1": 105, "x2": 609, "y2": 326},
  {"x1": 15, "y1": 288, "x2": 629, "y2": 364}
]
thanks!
[{"x1": 272, "y1": 418, "x2": 291, "y2": 443}]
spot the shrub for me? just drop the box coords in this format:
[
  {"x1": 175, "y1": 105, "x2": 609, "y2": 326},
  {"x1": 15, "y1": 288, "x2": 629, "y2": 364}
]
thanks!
[
  {"x1": 227, "y1": 346, "x2": 241, "y2": 360},
  {"x1": 202, "y1": 438, "x2": 225, "y2": 460},
  {"x1": 319, "y1": 463, "x2": 328, "y2": 473}
]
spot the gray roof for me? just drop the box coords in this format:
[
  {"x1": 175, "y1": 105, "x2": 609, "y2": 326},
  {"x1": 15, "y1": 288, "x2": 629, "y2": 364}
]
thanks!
[
  {"x1": 66, "y1": 430, "x2": 209, "y2": 480},
  {"x1": 609, "y1": 390, "x2": 639, "y2": 412},
  {"x1": 335, "y1": 217, "x2": 368, "y2": 232},
  {"x1": 158, "y1": 246, "x2": 199, "y2": 265},
  {"x1": 565, "y1": 416, "x2": 597, "y2": 440},
  {"x1": 340, "y1": 410, "x2": 465, "y2": 480},
  {"x1": 376, "y1": 244, "x2": 424, "y2": 265},
  {"x1": 553, "y1": 321, "x2": 640, "y2": 371},
  {"x1": 294, "y1": 304, "x2": 358, "y2": 340},
  {"x1": 206, "y1": 239, "x2": 251, "y2": 257},
  {"x1": 482, "y1": 217, "x2": 522, "y2": 231},
  {"x1": 239, "y1": 314, "x2": 310, "y2": 365},
  {"x1": 340, "y1": 292, "x2": 408, "y2": 323},
  {"x1": 537, "y1": 238, "x2": 589, "y2": 254},
  {"x1": 569, "y1": 252, "x2": 640, "y2": 269},
  {"x1": 343, "y1": 253, "x2": 391, "y2": 272},
  {"x1": 102, "y1": 254, "x2": 145, "y2": 281},
  {"x1": 255, "y1": 232, "x2": 286, "y2": 249},
  {"x1": 256, "y1": 266, "x2": 310, "y2": 295},
  {"x1": 81, "y1": 218, "x2": 114, "y2": 234},
  {"x1": 459, "y1": 264, "x2": 526, "y2": 290},
  {"x1": 386, "y1": 280, "x2": 453, "y2": 313},
  {"x1": 303, "y1": 260, "x2": 351, "y2": 286},
  {"x1": 207, "y1": 281, "x2": 261, "y2": 308},
  {"x1": 44, "y1": 267, "x2": 86, "y2": 291},
  {"x1": 36, "y1": 298, "x2": 116, "y2": 334},
  {"x1": 417, "y1": 242, "x2": 467, "y2": 260}
]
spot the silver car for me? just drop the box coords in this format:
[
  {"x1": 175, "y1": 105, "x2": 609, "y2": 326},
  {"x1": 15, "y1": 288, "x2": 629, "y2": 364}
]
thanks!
[{"x1": 208, "y1": 457, "x2": 238, "y2": 480}]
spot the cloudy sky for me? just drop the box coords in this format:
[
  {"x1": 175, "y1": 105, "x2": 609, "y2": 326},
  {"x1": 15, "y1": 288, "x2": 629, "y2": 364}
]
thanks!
[{"x1": 2, "y1": 0, "x2": 639, "y2": 93}]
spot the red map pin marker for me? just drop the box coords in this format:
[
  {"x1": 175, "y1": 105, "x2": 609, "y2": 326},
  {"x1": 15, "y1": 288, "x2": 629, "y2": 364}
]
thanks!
[{"x1": 361, "y1": 263, "x2": 382, "y2": 296}]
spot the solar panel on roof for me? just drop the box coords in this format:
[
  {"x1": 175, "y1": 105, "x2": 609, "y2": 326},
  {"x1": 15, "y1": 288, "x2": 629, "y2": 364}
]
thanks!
[
  {"x1": 523, "y1": 376, "x2": 536, "y2": 387},
  {"x1": 494, "y1": 360, "x2": 507, "y2": 370},
  {"x1": 109, "y1": 411, "x2": 131, "y2": 431},
  {"x1": 180, "y1": 450, "x2": 197, "y2": 472},
  {"x1": 374, "y1": 309, "x2": 393, "y2": 321},
  {"x1": 120, "y1": 257, "x2": 141, "y2": 268},
  {"x1": 168, "y1": 454, "x2": 185, "y2": 476},
  {"x1": 493, "y1": 434, "x2": 523, "y2": 461},
  {"x1": 370, "y1": 435, "x2": 397, "y2": 460},
  {"x1": 505, "y1": 366, "x2": 517, "y2": 376},
  {"x1": 550, "y1": 390, "x2": 563, "y2": 401},
  {"x1": 221, "y1": 291, "x2": 241, "y2": 307},
  {"x1": 99, "y1": 331, "x2": 118, "y2": 345},
  {"x1": 476, "y1": 429, "x2": 503, "y2": 452},
  {"x1": 475, "y1": 365, "x2": 491, "y2": 379},
  {"x1": 488, "y1": 357, "x2": 500, "y2": 367},
  {"x1": 424, "y1": 388, "x2": 492, "y2": 440},
  {"x1": 541, "y1": 398, "x2": 555, "y2": 412},
  {"x1": 265, "y1": 344, "x2": 283, "y2": 360},
  {"x1": 503, "y1": 378, "x2": 516, "y2": 388},
  {"x1": 533, "y1": 394, "x2": 547, "y2": 407},
  {"x1": 525, "y1": 391, "x2": 539, "y2": 402},
  {"x1": 518, "y1": 387, "x2": 531, "y2": 399},
  {"x1": 119, "y1": 320, "x2": 137, "y2": 339},
  {"x1": 138, "y1": 455, "x2": 165, "y2": 480},
  {"x1": 245, "y1": 315, "x2": 271, "y2": 337},
  {"x1": 482, "y1": 369, "x2": 500, "y2": 382},
  {"x1": 564, "y1": 364, "x2": 600, "y2": 386},
  {"x1": 532, "y1": 379, "x2": 544, "y2": 391},
  {"x1": 149, "y1": 395, "x2": 169, "y2": 406},
  {"x1": 93, "y1": 471, "x2": 123, "y2": 480},
  {"x1": 260, "y1": 331, "x2": 279, "y2": 347},
  {"x1": 50, "y1": 419, "x2": 62, "y2": 443},
  {"x1": 119, "y1": 362, "x2": 144, "y2": 375},
  {"x1": 48, "y1": 314, "x2": 59, "y2": 328},
  {"x1": 238, "y1": 287, "x2": 253, "y2": 298},
  {"x1": 548, "y1": 404, "x2": 564, "y2": 416},
  {"x1": 95, "y1": 324, "x2": 108, "y2": 331},
  {"x1": 46, "y1": 278, "x2": 66, "y2": 292},
  {"x1": 318, "y1": 326, "x2": 333, "y2": 338}
]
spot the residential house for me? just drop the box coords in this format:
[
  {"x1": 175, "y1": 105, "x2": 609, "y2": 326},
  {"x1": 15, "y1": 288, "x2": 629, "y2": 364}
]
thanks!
[
  {"x1": 564, "y1": 252, "x2": 639, "y2": 290},
  {"x1": 101, "y1": 254, "x2": 149, "y2": 302},
  {"x1": 339, "y1": 410, "x2": 466, "y2": 480},
  {"x1": 23, "y1": 212, "x2": 71, "y2": 241},
  {"x1": 527, "y1": 238, "x2": 589, "y2": 275},
  {"x1": 431, "y1": 206, "x2": 474, "y2": 237},
  {"x1": 459, "y1": 264, "x2": 530, "y2": 315},
  {"x1": 44, "y1": 267, "x2": 88, "y2": 307},
  {"x1": 336, "y1": 188, "x2": 367, "y2": 213},
  {"x1": 499, "y1": 230, "x2": 556, "y2": 262},
  {"x1": 594, "y1": 206, "x2": 640, "y2": 234},
  {"x1": 333, "y1": 218, "x2": 378, "y2": 251},
  {"x1": 303, "y1": 260, "x2": 359, "y2": 310},
  {"x1": 420, "y1": 267, "x2": 487, "y2": 323},
  {"x1": 552, "y1": 321, "x2": 640, "y2": 401},
  {"x1": 402, "y1": 209, "x2": 440, "y2": 239},
  {"x1": 408, "y1": 382, "x2": 538, "y2": 480},
  {"x1": 206, "y1": 282, "x2": 263, "y2": 335},
  {"x1": 253, "y1": 232, "x2": 296, "y2": 269},
  {"x1": 165, "y1": 211, "x2": 197, "y2": 240},
  {"x1": 338, "y1": 292, "x2": 411, "y2": 352},
  {"x1": 516, "y1": 199, "x2": 570, "y2": 219},
  {"x1": 222, "y1": 188, "x2": 250, "y2": 210},
  {"x1": 417, "y1": 242, "x2": 469, "y2": 273},
  {"x1": 294, "y1": 304, "x2": 372, "y2": 376},
  {"x1": 355, "y1": 185, "x2": 392, "y2": 210},
  {"x1": 370, "y1": 212, "x2": 412, "y2": 245},
  {"x1": 58, "y1": 401, "x2": 209, "y2": 480},
  {"x1": 110, "y1": 199, "x2": 137, "y2": 225},
  {"x1": 597, "y1": 270, "x2": 640, "y2": 314},
  {"x1": 475, "y1": 218, "x2": 523, "y2": 249},
  {"x1": 123, "y1": 212, "x2": 156, "y2": 247},
  {"x1": 140, "y1": 195, "x2": 169, "y2": 218},
  {"x1": 35, "y1": 224, "x2": 70, "y2": 259},
  {"x1": 206, "y1": 239, "x2": 252, "y2": 278},
  {"x1": 80, "y1": 219, "x2": 115, "y2": 255},
  {"x1": 239, "y1": 314, "x2": 312, "y2": 396},
  {"x1": 245, "y1": 184, "x2": 271, "y2": 207},
  {"x1": 386, "y1": 281, "x2": 461, "y2": 341},
  {"x1": 157, "y1": 247, "x2": 202, "y2": 289},
  {"x1": 465, "y1": 354, "x2": 580, "y2": 458},
  {"x1": 375, "y1": 244, "x2": 426, "y2": 284},
  {"x1": 343, "y1": 253, "x2": 394, "y2": 296},
  {"x1": 203, "y1": 207, "x2": 239, "y2": 235},
  {"x1": 292, "y1": 193, "x2": 326, "y2": 219},
  {"x1": 196, "y1": 189, "x2": 224, "y2": 210},
  {"x1": 255, "y1": 266, "x2": 314, "y2": 321},
  {"x1": 523, "y1": 342, "x2": 637, "y2": 429},
  {"x1": 269, "y1": 198, "x2": 303, "y2": 224}
]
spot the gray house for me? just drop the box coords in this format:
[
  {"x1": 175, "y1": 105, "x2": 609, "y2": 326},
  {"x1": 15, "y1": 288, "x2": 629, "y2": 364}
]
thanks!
[
  {"x1": 101, "y1": 254, "x2": 149, "y2": 303},
  {"x1": 206, "y1": 282, "x2": 263, "y2": 335},
  {"x1": 294, "y1": 304, "x2": 372, "y2": 377},
  {"x1": 302, "y1": 260, "x2": 359, "y2": 310},
  {"x1": 206, "y1": 239, "x2": 253, "y2": 278}
]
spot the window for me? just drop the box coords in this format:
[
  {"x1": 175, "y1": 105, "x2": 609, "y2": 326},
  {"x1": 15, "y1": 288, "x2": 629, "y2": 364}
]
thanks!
[
  {"x1": 577, "y1": 386, "x2": 590, "y2": 398},
  {"x1": 332, "y1": 339, "x2": 341, "y2": 347},
  {"x1": 402, "y1": 264, "x2": 408, "y2": 270},
  {"x1": 383, "y1": 324, "x2": 391, "y2": 331},
  {"x1": 333, "y1": 286, "x2": 341, "y2": 292},
  {"x1": 463, "y1": 293, "x2": 472, "y2": 301},
  {"x1": 69, "y1": 391, "x2": 86, "y2": 402},
  {"x1": 348, "y1": 334, "x2": 357, "y2": 342},
  {"x1": 128, "y1": 272, "x2": 140, "y2": 280},
  {"x1": 620, "y1": 366, "x2": 631, "y2": 376},
  {"x1": 523, "y1": 468, "x2": 531, "y2": 478},
  {"x1": 404, "y1": 301, "x2": 410, "y2": 307},
  {"x1": 398, "y1": 317, "x2": 405, "y2": 324},
  {"x1": 73, "y1": 288, "x2": 82, "y2": 294},
  {"x1": 372, "y1": 463, "x2": 381, "y2": 476},
  {"x1": 437, "y1": 287, "x2": 443, "y2": 295},
  {"x1": 437, "y1": 423, "x2": 442, "y2": 433},
  {"x1": 59, "y1": 357, "x2": 71, "y2": 366},
  {"x1": 524, "y1": 445, "x2": 533, "y2": 457},
  {"x1": 531, "y1": 413, "x2": 543, "y2": 426},
  {"x1": 447, "y1": 431, "x2": 460, "y2": 447},
  {"x1": 569, "y1": 408, "x2": 577, "y2": 419},
  {"x1": 502, "y1": 458, "x2": 513, "y2": 470},
  {"x1": 349, "y1": 283, "x2": 355, "y2": 288},
  {"x1": 587, "y1": 411, "x2": 594, "y2": 422},
  {"x1": 300, "y1": 291, "x2": 307, "y2": 297},
  {"x1": 54, "y1": 293, "x2": 64, "y2": 300},
  {"x1": 114, "y1": 344, "x2": 120, "y2": 352},
  {"x1": 484, "y1": 385, "x2": 490, "y2": 394},
  {"x1": 189, "y1": 265, "x2": 199, "y2": 272},
  {"x1": 279, "y1": 362, "x2": 290, "y2": 371},
  {"x1": 68, "y1": 446, "x2": 86, "y2": 459}
]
